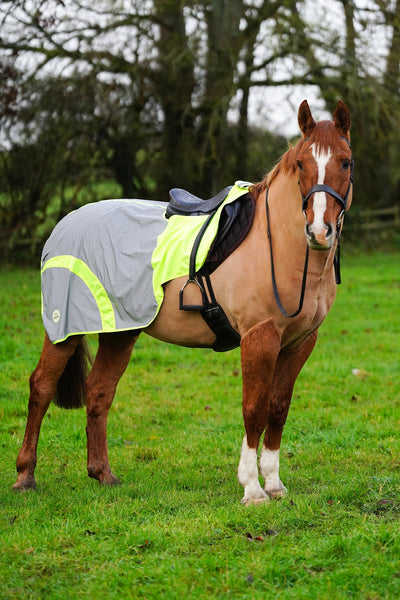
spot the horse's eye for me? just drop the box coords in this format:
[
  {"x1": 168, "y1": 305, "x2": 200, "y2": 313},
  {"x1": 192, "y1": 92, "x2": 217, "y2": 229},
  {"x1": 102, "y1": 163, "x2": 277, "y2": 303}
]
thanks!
[
  {"x1": 342, "y1": 160, "x2": 350, "y2": 170},
  {"x1": 297, "y1": 160, "x2": 303, "y2": 171}
]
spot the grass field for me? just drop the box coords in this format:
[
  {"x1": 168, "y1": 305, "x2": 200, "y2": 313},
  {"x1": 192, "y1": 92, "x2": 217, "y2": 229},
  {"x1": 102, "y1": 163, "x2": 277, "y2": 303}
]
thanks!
[{"x1": 1, "y1": 252, "x2": 399, "y2": 599}]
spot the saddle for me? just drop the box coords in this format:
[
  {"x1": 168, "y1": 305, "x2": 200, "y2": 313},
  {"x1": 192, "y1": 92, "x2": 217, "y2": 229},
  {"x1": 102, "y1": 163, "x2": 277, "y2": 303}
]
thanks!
[
  {"x1": 166, "y1": 186, "x2": 256, "y2": 352},
  {"x1": 167, "y1": 186, "x2": 232, "y2": 217}
]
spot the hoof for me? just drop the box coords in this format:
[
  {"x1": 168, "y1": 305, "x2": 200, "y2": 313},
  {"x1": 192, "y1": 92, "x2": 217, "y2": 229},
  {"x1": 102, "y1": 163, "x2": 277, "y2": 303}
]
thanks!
[
  {"x1": 100, "y1": 474, "x2": 122, "y2": 487},
  {"x1": 265, "y1": 484, "x2": 287, "y2": 499},
  {"x1": 88, "y1": 467, "x2": 121, "y2": 485},
  {"x1": 241, "y1": 495, "x2": 269, "y2": 506},
  {"x1": 12, "y1": 476, "x2": 37, "y2": 491},
  {"x1": 241, "y1": 491, "x2": 269, "y2": 506},
  {"x1": 88, "y1": 466, "x2": 122, "y2": 486}
]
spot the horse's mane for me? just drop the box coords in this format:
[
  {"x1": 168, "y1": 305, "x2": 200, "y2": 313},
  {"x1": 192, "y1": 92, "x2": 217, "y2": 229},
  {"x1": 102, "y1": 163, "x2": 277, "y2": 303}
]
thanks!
[
  {"x1": 250, "y1": 121, "x2": 345, "y2": 198},
  {"x1": 250, "y1": 143, "x2": 300, "y2": 197}
]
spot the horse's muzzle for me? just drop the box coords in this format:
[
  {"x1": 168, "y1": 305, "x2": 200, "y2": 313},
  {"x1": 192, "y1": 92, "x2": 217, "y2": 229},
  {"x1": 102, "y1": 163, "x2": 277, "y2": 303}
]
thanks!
[{"x1": 305, "y1": 222, "x2": 335, "y2": 250}]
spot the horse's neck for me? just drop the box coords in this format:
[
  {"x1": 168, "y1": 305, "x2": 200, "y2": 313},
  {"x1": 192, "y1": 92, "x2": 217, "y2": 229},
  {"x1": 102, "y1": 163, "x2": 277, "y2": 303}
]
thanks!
[
  {"x1": 210, "y1": 175, "x2": 336, "y2": 337},
  {"x1": 267, "y1": 173, "x2": 305, "y2": 246}
]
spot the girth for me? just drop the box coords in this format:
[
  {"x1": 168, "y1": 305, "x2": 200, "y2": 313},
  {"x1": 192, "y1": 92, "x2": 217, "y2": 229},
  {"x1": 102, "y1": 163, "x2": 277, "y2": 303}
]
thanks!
[{"x1": 166, "y1": 187, "x2": 255, "y2": 351}]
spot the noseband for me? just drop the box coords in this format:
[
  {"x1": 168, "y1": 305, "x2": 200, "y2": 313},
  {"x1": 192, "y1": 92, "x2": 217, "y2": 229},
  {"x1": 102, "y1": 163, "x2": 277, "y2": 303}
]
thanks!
[
  {"x1": 301, "y1": 173, "x2": 353, "y2": 217},
  {"x1": 266, "y1": 136, "x2": 354, "y2": 318}
]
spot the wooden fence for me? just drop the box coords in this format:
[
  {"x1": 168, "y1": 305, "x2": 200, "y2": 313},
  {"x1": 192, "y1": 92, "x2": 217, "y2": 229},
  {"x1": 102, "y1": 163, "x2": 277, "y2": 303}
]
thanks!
[{"x1": 360, "y1": 205, "x2": 400, "y2": 230}]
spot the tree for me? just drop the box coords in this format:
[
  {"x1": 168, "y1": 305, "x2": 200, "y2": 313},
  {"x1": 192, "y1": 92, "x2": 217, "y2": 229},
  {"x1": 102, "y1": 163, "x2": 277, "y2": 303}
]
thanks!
[
  {"x1": 1, "y1": 0, "x2": 400, "y2": 261},
  {"x1": 0, "y1": 74, "x2": 106, "y2": 259},
  {"x1": 0, "y1": 0, "x2": 311, "y2": 197}
]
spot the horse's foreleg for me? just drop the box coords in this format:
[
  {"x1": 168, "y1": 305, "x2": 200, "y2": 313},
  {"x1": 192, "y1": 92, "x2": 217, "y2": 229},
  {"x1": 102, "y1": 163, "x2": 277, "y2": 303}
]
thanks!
[
  {"x1": 260, "y1": 330, "x2": 318, "y2": 498},
  {"x1": 85, "y1": 331, "x2": 138, "y2": 485},
  {"x1": 13, "y1": 334, "x2": 82, "y2": 491},
  {"x1": 238, "y1": 320, "x2": 281, "y2": 505}
]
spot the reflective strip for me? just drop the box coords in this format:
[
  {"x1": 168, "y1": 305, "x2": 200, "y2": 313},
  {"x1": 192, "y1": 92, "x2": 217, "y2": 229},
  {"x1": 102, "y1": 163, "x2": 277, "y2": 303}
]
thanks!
[{"x1": 41, "y1": 255, "x2": 116, "y2": 331}]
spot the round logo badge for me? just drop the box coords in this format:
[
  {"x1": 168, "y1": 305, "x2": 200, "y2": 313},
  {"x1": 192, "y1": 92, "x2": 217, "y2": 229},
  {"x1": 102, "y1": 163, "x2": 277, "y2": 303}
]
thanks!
[{"x1": 52, "y1": 310, "x2": 61, "y2": 324}]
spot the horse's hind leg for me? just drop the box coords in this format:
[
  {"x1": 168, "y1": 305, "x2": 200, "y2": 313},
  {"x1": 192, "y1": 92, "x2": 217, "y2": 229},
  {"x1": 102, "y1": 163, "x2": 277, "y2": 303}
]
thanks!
[
  {"x1": 260, "y1": 331, "x2": 318, "y2": 498},
  {"x1": 238, "y1": 320, "x2": 281, "y2": 505},
  {"x1": 85, "y1": 331, "x2": 139, "y2": 485},
  {"x1": 13, "y1": 334, "x2": 83, "y2": 491}
]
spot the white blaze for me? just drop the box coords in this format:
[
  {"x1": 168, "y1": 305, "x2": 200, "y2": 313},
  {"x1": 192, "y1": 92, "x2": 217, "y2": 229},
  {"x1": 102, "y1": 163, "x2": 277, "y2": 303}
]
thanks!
[{"x1": 311, "y1": 144, "x2": 332, "y2": 235}]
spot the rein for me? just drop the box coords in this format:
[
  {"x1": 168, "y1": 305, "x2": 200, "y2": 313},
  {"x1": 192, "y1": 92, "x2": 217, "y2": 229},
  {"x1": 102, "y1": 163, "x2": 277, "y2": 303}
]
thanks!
[
  {"x1": 265, "y1": 187, "x2": 309, "y2": 318},
  {"x1": 266, "y1": 139, "x2": 354, "y2": 318}
]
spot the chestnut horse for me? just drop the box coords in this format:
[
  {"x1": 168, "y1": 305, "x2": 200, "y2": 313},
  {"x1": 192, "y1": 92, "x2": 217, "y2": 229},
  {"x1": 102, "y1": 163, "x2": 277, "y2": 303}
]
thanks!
[{"x1": 13, "y1": 100, "x2": 353, "y2": 504}]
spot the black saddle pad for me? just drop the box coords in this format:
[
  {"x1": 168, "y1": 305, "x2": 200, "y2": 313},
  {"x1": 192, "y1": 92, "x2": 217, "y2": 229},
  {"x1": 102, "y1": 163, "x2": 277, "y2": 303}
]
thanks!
[{"x1": 202, "y1": 192, "x2": 255, "y2": 275}]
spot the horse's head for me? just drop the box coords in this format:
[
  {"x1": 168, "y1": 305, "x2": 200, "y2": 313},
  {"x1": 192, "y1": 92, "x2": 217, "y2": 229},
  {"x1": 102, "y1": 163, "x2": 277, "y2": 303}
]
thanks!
[{"x1": 296, "y1": 100, "x2": 353, "y2": 250}]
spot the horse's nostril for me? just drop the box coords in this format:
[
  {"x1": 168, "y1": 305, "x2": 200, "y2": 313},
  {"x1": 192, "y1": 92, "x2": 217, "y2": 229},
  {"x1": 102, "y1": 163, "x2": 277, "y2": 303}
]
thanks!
[
  {"x1": 326, "y1": 223, "x2": 333, "y2": 238},
  {"x1": 305, "y1": 223, "x2": 312, "y2": 239}
]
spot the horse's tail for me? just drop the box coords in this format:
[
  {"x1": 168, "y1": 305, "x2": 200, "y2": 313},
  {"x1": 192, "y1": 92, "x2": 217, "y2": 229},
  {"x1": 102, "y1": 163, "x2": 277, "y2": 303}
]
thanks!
[{"x1": 53, "y1": 338, "x2": 92, "y2": 409}]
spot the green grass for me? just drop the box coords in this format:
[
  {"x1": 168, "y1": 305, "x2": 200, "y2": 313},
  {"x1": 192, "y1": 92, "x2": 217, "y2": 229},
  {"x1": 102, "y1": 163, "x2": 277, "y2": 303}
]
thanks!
[{"x1": 1, "y1": 252, "x2": 400, "y2": 599}]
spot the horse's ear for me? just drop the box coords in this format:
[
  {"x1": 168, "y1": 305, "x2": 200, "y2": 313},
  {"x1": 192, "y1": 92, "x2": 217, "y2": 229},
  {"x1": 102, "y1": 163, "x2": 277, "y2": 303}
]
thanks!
[
  {"x1": 334, "y1": 100, "x2": 351, "y2": 135},
  {"x1": 298, "y1": 100, "x2": 316, "y2": 137}
]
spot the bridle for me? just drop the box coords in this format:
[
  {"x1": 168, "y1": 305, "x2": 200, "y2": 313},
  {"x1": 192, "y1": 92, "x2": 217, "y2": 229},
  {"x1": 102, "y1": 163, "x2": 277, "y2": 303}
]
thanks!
[
  {"x1": 299, "y1": 136, "x2": 354, "y2": 228},
  {"x1": 266, "y1": 136, "x2": 354, "y2": 318}
]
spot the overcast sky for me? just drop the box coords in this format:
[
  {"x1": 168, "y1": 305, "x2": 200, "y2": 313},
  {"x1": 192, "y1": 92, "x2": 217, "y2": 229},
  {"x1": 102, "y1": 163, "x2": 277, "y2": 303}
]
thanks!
[{"x1": 2, "y1": 0, "x2": 392, "y2": 139}]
